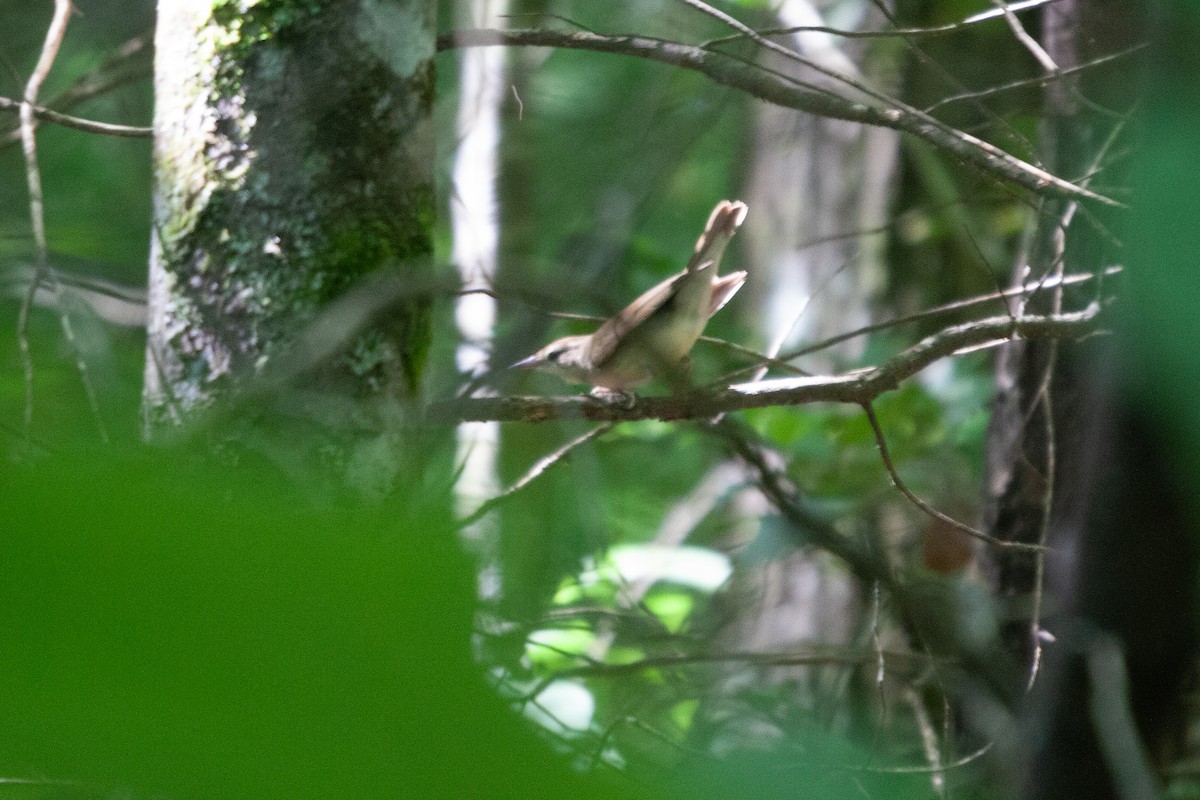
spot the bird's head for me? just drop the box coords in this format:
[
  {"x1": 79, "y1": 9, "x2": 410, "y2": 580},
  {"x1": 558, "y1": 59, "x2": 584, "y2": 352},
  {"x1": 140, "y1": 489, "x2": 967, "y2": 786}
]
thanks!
[{"x1": 511, "y1": 334, "x2": 595, "y2": 385}]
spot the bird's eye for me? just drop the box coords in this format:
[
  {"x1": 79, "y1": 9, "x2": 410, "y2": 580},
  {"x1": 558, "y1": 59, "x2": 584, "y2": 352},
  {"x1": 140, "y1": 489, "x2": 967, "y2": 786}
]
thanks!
[{"x1": 547, "y1": 348, "x2": 565, "y2": 363}]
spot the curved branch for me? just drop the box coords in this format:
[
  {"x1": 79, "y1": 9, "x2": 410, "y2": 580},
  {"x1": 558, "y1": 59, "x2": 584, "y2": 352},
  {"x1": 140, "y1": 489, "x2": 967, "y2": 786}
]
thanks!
[
  {"x1": 438, "y1": 29, "x2": 1118, "y2": 207},
  {"x1": 427, "y1": 305, "x2": 1102, "y2": 423},
  {"x1": 862, "y1": 400, "x2": 1042, "y2": 551}
]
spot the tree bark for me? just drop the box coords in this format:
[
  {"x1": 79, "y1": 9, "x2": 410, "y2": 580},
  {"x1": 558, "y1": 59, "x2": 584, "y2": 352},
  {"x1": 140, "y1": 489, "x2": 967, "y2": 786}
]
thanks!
[
  {"x1": 145, "y1": 0, "x2": 436, "y2": 478},
  {"x1": 693, "y1": 0, "x2": 899, "y2": 750},
  {"x1": 981, "y1": 2, "x2": 1195, "y2": 796}
]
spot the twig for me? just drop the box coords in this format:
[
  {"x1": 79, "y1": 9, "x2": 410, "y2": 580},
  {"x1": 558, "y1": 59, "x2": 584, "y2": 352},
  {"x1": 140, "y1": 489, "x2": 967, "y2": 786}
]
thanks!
[
  {"x1": 872, "y1": 581, "x2": 886, "y2": 690},
  {"x1": 682, "y1": 0, "x2": 1117, "y2": 206},
  {"x1": 753, "y1": 265, "x2": 1119, "y2": 374},
  {"x1": 1022, "y1": 197, "x2": 1079, "y2": 685},
  {"x1": 700, "y1": 334, "x2": 811, "y2": 380},
  {"x1": 458, "y1": 423, "x2": 614, "y2": 527},
  {"x1": 924, "y1": 44, "x2": 1144, "y2": 113},
  {"x1": 714, "y1": 417, "x2": 886, "y2": 578},
  {"x1": 560, "y1": 646, "x2": 926, "y2": 679},
  {"x1": 3, "y1": 262, "x2": 147, "y2": 327},
  {"x1": 863, "y1": 0, "x2": 1039, "y2": 164},
  {"x1": 1, "y1": 32, "x2": 152, "y2": 149},
  {"x1": 1026, "y1": 338, "x2": 1057, "y2": 685},
  {"x1": 510, "y1": 84, "x2": 523, "y2": 120},
  {"x1": 0, "y1": 95, "x2": 151, "y2": 137},
  {"x1": 862, "y1": 400, "x2": 1044, "y2": 551},
  {"x1": 993, "y1": 0, "x2": 1059, "y2": 73},
  {"x1": 700, "y1": 0, "x2": 1061, "y2": 44},
  {"x1": 906, "y1": 687, "x2": 947, "y2": 797},
  {"x1": 858, "y1": 742, "x2": 993, "y2": 774}
]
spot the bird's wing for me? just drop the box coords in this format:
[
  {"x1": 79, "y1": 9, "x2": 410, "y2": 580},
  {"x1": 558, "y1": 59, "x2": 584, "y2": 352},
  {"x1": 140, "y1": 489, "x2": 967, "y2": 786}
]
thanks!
[
  {"x1": 588, "y1": 267, "x2": 695, "y2": 367},
  {"x1": 589, "y1": 199, "x2": 748, "y2": 367}
]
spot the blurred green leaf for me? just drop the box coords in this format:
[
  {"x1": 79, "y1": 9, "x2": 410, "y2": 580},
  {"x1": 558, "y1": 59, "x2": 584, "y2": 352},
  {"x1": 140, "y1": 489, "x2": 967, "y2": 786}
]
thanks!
[
  {"x1": 643, "y1": 590, "x2": 695, "y2": 633},
  {"x1": 0, "y1": 449, "x2": 646, "y2": 800}
]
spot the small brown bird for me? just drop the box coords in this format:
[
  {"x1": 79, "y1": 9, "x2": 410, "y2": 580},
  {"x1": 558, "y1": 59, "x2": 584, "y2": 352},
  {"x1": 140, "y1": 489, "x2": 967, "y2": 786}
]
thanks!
[{"x1": 513, "y1": 200, "x2": 748, "y2": 390}]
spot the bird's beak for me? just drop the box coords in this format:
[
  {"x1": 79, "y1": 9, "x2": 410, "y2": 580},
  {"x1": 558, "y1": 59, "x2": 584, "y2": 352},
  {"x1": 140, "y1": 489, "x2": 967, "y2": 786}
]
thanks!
[{"x1": 511, "y1": 354, "x2": 540, "y2": 369}]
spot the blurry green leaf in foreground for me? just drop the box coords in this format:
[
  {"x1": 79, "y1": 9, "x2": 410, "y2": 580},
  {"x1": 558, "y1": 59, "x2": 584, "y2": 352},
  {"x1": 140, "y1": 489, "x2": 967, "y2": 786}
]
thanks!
[{"x1": 0, "y1": 451, "x2": 640, "y2": 800}]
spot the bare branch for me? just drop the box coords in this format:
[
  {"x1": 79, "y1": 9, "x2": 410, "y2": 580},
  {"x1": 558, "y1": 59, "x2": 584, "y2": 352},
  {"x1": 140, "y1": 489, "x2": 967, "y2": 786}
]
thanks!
[
  {"x1": 926, "y1": 44, "x2": 1145, "y2": 114},
  {"x1": 713, "y1": 416, "x2": 887, "y2": 578},
  {"x1": 701, "y1": 0, "x2": 1061, "y2": 43},
  {"x1": 735, "y1": 265, "x2": 1120, "y2": 378},
  {"x1": 0, "y1": 95, "x2": 151, "y2": 138},
  {"x1": 429, "y1": 306, "x2": 1102, "y2": 424},
  {"x1": 2, "y1": 263, "x2": 147, "y2": 327},
  {"x1": 439, "y1": 29, "x2": 1119, "y2": 206},
  {"x1": 1, "y1": 33, "x2": 152, "y2": 149}
]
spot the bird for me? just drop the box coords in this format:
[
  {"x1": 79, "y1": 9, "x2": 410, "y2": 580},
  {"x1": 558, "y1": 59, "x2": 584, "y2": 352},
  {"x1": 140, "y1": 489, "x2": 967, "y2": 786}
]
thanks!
[{"x1": 512, "y1": 200, "x2": 748, "y2": 391}]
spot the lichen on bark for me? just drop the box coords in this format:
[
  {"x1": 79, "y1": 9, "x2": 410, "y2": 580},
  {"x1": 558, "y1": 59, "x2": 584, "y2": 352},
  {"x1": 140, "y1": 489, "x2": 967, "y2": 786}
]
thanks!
[{"x1": 145, "y1": 0, "x2": 437, "y2": 484}]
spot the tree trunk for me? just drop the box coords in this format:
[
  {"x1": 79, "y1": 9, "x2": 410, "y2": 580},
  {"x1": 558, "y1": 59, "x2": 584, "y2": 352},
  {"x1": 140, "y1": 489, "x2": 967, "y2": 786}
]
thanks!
[
  {"x1": 981, "y1": 2, "x2": 1195, "y2": 796},
  {"x1": 145, "y1": 0, "x2": 436, "y2": 483},
  {"x1": 696, "y1": 0, "x2": 899, "y2": 746}
]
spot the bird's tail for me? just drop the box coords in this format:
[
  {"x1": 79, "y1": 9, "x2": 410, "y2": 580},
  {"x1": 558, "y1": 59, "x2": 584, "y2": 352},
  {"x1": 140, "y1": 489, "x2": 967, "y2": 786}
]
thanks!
[{"x1": 687, "y1": 199, "x2": 748, "y2": 273}]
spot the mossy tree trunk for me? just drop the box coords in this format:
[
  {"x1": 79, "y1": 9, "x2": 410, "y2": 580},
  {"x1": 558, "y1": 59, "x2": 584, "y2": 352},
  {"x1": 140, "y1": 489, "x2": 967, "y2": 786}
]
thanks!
[{"x1": 145, "y1": 0, "x2": 435, "y2": 484}]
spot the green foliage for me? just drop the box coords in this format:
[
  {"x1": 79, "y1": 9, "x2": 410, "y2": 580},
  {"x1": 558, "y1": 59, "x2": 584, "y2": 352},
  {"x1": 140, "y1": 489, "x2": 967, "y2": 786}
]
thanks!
[{"x1": 0, "y1": 446, "x2": 652, "y2": 800}]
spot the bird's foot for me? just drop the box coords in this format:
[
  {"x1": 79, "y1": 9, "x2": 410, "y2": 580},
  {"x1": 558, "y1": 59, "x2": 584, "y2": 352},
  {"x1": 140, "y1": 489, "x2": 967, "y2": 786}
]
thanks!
[{"x1": 589, "y1": 387, "x2": 637, "y2": 409}]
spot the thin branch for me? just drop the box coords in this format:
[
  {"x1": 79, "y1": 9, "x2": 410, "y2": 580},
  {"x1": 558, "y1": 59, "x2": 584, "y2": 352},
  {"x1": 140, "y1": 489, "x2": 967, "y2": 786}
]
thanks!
[
  {"x1": 438, "y1": 29, "x2": 1118, "y2": 206},
  {"x1": 429, "y1": 306, "x2": 1102, "y2": 424},
  {"x1": 925, "y1": 43, "x2": 1143, "y2": 114},
  {"x1": 993, "y1": 0, "x2": 1059, "y2": 73},
  {"x1": 701, "y1": 0, "x2": 1061, "y2": 44},
  {"x1": 906, "y1": 687, "x2": 948, "y2": 797},
  {"x1": 3, "y1": 262, "x2": 147, "y2": 327},
  {"x1": 0, "y1": 95, "x2": 151, "y2": 137},
  {"x1": 686, "y1": 0, "x2": 1099, "y2": 205},
  {"x1": 1024, "y1": 193, "x2": 1081, "y2": 685},
  {"x1": 1, "y1": 32, "x2": 152, "y2": 149},
  {"x1": 712, "y1": 417, "x2": 888, "y2": 579},
  {"x1": 700, "y1": 333, "x2": 811, "y2": 379},
  {"x1": 1026, "y1": 339, "x2": 1057, "y2": 684},
  {"x1": 458, "y1": 422, "x2": 614, "y2": 527},
  {"x1": 872, "y1": 580, "x2": 886, "y2": 699},
  {"x1": 858, "y1": 742, "x2": 994, "y2": 774},
  {"x1": 718, "y1": 265, "x2": 1119, "y2": 381},
  {"x1": 863, "y1": 0, "x2": 1039, "y2": 164},
  {"x1": 559, "y1": 646, "x2": 928, "y2": 679}
]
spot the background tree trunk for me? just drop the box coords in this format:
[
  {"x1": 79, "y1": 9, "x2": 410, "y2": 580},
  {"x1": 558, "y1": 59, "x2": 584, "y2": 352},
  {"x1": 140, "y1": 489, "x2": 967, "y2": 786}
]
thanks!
[
  {"x1": 981, "y1": 2, "x2": 1196, "y2": 796},
  {"x1": 696, "y1": 0, "x2": 900, "y2": 748}
]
